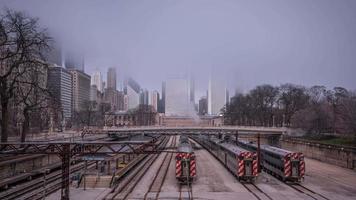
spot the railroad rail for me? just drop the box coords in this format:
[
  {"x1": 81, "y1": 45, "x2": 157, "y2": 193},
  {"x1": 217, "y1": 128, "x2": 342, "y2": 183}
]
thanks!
[
  {"x1": 104, "y1": 137, "x2": 170, "y2": 200},
  {"x1": 287, "y1": 183, "x2": 331, "y2": 200},
  {"x1": 241, "y1": 183, "x2": 273, "y2": 200},
  {"x1": 144, "y1": 136, "x2": 177, "y2": 199},
  {"x1": 179, "y1": 184, "x2": 193, "y2": 200},
  {"x1": 0, "y1": 137, "x2": 162, "y2": 200},
  {"x1": 0, "y1": 160, "x2": 95, "y2": 200}
]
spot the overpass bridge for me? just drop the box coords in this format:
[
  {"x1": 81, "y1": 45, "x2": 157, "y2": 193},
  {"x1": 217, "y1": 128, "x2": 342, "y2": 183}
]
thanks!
[
  {"x1": 103, "y1": 126, "x2": 287, "y2": 135},
  {"x1": 103, "y1": 126, "x2": 287, "y2": 146}
]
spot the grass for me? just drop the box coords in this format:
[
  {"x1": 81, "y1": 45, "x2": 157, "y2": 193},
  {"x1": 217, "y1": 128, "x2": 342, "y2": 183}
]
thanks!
[{"x1": 300, "y1": 134, "x2": 356, "y2": 147}]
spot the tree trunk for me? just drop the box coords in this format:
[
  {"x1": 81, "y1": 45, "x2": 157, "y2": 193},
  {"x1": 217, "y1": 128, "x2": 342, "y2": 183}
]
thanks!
[
  {"x1": 21, "y1": 109, "x2": 30, "y2": 143},
  {"x1": 1, "y1": 101, "x2": 9, "y2": 142}
]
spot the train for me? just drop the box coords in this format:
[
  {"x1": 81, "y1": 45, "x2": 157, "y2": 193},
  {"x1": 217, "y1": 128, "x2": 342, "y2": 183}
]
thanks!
[
  {"x1": 194, "y1": 135, "x2": 258, "y2": 182},
  {"x1": 175, "y1": 136, "x2": 196, "y2": 184},
  {"x1": 237, "y1": 140, "x2": 305, "y2": 182}
]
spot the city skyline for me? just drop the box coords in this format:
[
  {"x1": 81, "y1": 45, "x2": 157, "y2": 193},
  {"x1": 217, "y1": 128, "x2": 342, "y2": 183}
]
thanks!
[{"x1": 2, "y1": 0, "x2": 356, "y2": 95}]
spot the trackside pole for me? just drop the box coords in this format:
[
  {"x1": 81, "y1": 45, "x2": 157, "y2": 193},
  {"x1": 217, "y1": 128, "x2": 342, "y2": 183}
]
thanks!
[
  {"x1": 257, "y1": 133, "x2": 261, "y2": 173},
  {"x1": 235, "y1": 130, "x2": 239, "y2": 145}
]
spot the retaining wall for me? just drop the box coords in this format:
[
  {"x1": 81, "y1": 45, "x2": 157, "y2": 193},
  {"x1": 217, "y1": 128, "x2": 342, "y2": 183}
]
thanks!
[{"x1": 281, "y1": 137, "x2": 356, "y2": 169}]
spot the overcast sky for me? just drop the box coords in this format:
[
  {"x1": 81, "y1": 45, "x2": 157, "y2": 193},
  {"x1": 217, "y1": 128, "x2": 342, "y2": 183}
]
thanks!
[{"x1": 1, "y1": 0, "x2": 356, "y2": 97}]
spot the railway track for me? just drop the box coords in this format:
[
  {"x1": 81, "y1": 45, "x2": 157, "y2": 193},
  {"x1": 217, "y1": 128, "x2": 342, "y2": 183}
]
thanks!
[
  {"x1": 179, "y1": 184, "x2": 193, "y2": 200},
  {"x1": 0, "y1": 161, "x2": 96, "y2": 200},
  {"x1": 104, "y1": 137, "x2": 169, "y2": 200},
  {"x1": 287, "y1": 183, "x2": 331, "y2": 200},
  {"x1": 144, "y1": 136, "x2": 176, "y2": 200},
  {"x1": 241, "y1": 183, "x2": 273, "y2": 200}
]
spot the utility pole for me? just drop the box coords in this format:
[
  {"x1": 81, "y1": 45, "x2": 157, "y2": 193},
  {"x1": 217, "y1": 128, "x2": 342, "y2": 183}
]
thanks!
[
  {"x1": 235, "y1": 130, "x2": 239, "y2": 145},
  {"x1": 257, "y1": 133, "x2": 261, "y2": 173}
]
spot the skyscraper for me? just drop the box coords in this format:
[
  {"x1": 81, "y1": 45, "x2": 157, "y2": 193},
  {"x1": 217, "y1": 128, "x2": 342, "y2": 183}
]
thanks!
[
  {"x1": 189, "y1": 76, "x2": 195, "y2": 104},
  {"x1": 165, "y1": 78, "x2": 190, "y2": 116},
  {"x1": 64, "y1": 50, "x2": 84, "y2": 72},
  {"x1": 47, "y1": 65, "x2": 73, "y2": 121},
  {"x1": 198, "y1": 96, "x2": 208, "y2": 116},
  {"x1": 124, "y1": 78, "x2": 141, "y2": 110},
  {"x1": 69, "y1": 69, "x2": 91, "y2": 111},
  {"x1": 208, "y1": 75, "x2": 227, "y2": 115},
  {"x1": 104, "y1": 88, "x2": 119, "y2": 111},
  {"x1": 150, "y1": 90, "x2": 159, "y2": 112},
  {"x1": 107, "y1": 67, "x2": 117, "y2": 90},
  {"x1": 159, "y1": 82, "x2": 166, "y2": 113},
  {"x1": 91, "y1": 71, "x2": 103, "y2": 92}
]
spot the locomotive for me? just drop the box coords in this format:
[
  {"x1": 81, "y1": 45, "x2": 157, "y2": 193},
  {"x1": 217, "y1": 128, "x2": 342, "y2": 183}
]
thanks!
[
  {"x1": 195, "y1": 135, "x2": 258, "y2": 182},
  {"x1": 238, "y1": 140, "x2": 305, "y2": 182},
  {"x1": 175, "y1": 136, "x2": 196, "y2": 184}
]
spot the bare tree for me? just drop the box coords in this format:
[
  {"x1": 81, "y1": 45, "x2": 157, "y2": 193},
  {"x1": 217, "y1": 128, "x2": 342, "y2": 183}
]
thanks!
[
  {"x1": 15, "y1": 62, "x2": 50, "y2": 142},
  {"x1": 0, "y1": 9, "x2": 51, "y2": 142}
]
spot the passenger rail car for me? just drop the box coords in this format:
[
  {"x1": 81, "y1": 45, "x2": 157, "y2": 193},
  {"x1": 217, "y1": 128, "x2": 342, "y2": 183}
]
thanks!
[
  {"x1": 196, "y1": 136, "x2": 258, "y2": 182},
  {"x1": 238, "y1": 140, "x2": 305, "y2": 182},
  {"x1": 176, "y1": 136, "x2": 196, "y2": 184}
]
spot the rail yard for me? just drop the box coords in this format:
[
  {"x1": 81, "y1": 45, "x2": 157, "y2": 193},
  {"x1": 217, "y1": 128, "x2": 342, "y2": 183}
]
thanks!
[{"x1": 0, "y1": 129, "x2": 355, "y2": 200}]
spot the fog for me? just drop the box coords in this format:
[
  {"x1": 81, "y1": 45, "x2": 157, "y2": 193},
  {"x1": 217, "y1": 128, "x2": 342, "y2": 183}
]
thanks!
[{"x1": 1, "y1": 0, "x2": 356, "y2": 97}]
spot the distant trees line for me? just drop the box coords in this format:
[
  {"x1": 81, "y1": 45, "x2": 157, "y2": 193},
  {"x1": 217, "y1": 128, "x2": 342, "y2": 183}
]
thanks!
[{"x1": 223, "y1": 84, "x2": 356, "y2": 137}]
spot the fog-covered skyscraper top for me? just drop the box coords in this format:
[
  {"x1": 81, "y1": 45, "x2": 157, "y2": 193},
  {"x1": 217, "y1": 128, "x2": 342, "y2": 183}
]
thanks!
[
  {"x1": 208, "y1": 73, "x2": 227, "y2": 115},
  {"x1": 64, "y1": 50, "x2": 84, "y2": 72},
  {"x1": 165, "y1": 78, "x2": 190, "y2": 116}
]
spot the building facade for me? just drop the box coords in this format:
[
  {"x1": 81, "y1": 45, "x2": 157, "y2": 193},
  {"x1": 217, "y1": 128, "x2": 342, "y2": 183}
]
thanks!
[
  {"x1": 107, "y1": 67, "x2": 117, "y2": 90},
  {"x1": 91, "y1": 71, "x2": 103, "y2": 92},
  {"x1": 69, "y1": 69, "x2": 91, "y2": 111},
  {"x1": 150, "y1": 90, "x2": 159, "y2": 112},
  {"x1": 124, "y1": 78, "x2": 141, "y2": 110},
  {"x1": 47, "y1": 65, "x2": 73, "y2": 120},
  {"x1": 208, "y1": 76, "x2": 227, "y2": 115},
  {"x1": 165, "y1": 78, "x2": 190, "y2": 116},
  {"x1": 104, "y1": 88, "x2": 119, "y2": 111},
  {"x1": 198, "y1": 96, "x2": 208, "y2": 115}
]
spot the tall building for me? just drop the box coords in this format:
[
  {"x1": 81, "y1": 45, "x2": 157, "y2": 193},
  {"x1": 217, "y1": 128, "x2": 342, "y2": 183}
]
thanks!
[
  {"x1": 198, "y1": 96, "x2": 208, "y2": 116},
  {"x1": 47, "y1": 65, "x2": 73, "y2": 120},
  {"x1": 64, "y1": 51, "x2": 84, "y2": 72},
  {"x1": 150, "y1": 90, "x2": 159, "y2": 112},
  {"x1": 189, "y1": 76, "x2": 195, "y2": 104},
  {"x1": 117, "y1": 91, "x2": 125, "y2": 111},
  {"x1": 91, "y1": 71, "x2": 103, "y2": 92},
  {"x1": 107, "y1": 67, "x2": 117, "y2": 90},
  {"x1": 208, "y1": 76, "x2": 227, "y2": 115},
  {"x1": 104, "y1": 88, "x2": 119, "y2": 111},
  {"x1": 158, "y1": 82, "x2": 166, "y2": 113},
  {"x1": 124, "y1": 78, "x2": 141, "y2": 110},
  {"x1": 69, "y1": 69, "x2": 91, "y2": 111},
  {"x1": 165, "y1": 78, "x2": 190, "y2": 116},
  {"x1": 123, "y1": 95, "x2": 129, "y2": 111},
  {"x1": 140, "y1": 89, "x2": 149, "y2": 105}
]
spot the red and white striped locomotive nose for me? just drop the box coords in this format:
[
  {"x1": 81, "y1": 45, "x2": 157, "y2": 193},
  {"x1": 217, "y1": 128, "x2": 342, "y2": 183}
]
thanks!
[
  {"x1": 176, "y1": 161, "x2": 182, "y2": 177},
  {"x1": 298, "y1": 153, "x2": 305, "y2": 177},
  {"x1": 252, "y1": 153, "x2": 258, "y2": 176},
  {"x1": 284, "y1": 154, "x2": 292, "y2": 177},
  {"x1": 190, "y1": 158, "x2": 196, "y2": 177}
]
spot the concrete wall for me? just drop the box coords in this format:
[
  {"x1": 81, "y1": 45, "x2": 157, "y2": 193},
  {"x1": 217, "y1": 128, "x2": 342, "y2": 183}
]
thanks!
[{"x1": 281, "y1": 138, "x2": 356, "y2": 170}]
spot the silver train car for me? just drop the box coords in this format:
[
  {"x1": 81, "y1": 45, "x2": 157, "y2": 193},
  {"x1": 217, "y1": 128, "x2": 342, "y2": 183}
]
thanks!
[
  {"x1": 195, "y1": 136, "x2": 258, "y2": 182},
  {"x1": 238, "y1": 140, "x2": 305, "y2": 182}
]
